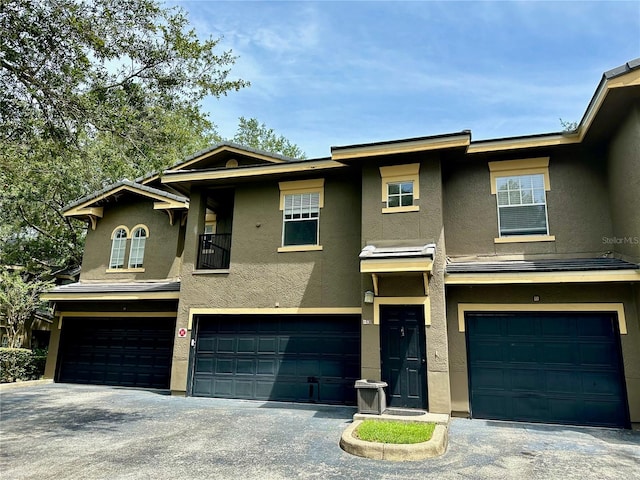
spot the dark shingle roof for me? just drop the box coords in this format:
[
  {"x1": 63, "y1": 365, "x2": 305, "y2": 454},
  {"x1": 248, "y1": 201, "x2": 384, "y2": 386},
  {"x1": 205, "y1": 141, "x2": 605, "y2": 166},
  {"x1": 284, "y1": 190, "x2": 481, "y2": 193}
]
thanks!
[
  {"x1": 64, "y1": 180, "x2": 188, "y2": 212},
  {"x1": 446, "y1": 258, "x2": 639, "y2": 274},
  {"x1": 48, "y1": 281, "x2": 181, "y2": 294}
]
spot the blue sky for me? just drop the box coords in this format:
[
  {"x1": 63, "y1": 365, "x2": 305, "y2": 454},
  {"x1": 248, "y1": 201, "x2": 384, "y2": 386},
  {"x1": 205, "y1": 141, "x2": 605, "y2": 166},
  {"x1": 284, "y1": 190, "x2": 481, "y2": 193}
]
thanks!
[{"x1": 168, "y1": 1, "x2": 640, "y2": 158}]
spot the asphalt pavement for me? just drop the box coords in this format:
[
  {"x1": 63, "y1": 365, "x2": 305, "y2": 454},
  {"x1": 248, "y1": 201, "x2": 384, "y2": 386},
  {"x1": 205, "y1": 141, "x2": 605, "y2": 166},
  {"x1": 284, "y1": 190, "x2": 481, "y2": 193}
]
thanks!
[{"x1": 1, "y1": 383, "x2": 638, "y2": 479}]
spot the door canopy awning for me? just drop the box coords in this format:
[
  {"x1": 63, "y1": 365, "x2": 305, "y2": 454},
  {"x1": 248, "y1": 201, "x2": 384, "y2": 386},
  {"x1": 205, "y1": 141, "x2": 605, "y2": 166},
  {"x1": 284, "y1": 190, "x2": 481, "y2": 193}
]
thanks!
[{"x1": 359, "y1": 243, "x2": 436, "y2": 295}]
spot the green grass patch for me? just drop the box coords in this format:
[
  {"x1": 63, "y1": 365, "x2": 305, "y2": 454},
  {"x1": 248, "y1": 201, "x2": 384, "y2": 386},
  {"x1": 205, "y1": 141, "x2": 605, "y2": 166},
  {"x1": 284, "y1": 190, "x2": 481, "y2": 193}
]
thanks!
[{"x1": 354, "y1": 420, "x2": 436, "y2": 444}]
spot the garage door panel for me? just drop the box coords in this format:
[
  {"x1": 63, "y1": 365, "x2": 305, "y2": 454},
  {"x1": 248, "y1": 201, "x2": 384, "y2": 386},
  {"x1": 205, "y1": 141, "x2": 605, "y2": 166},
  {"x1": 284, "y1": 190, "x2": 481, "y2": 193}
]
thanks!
[
  {"x1": 509, "y1": 343, "x2": 536, "y2": 362},
  {"x1": 542, "y1": 343, "x2": 576, "y2": 364},
  {"x1": 582, "y1": 372, "x2": 623, "y2": 395},
  {"x1": 258, "y1": 337, "x2": 277, "y2": 354},
  {"x1": 578, "y1": 317, "x2": 613, "y2": 337},
  {"x1": 511, "y1": 369, "x2": 543, "y2": 391},
  {"x1": 216, "y1": 338, "x2": 235, "y2": 353},
  {"x1": 467, "y1": 312, "x2": 628, "y2": 428},
  {"x1": 580, "y1": 343, "x2": 618, "y2": 366},
  {"x1": 192, "y1": 378, "x2": 212, "y2": 396},
  {"x1": 541, "y1": 319, "x2": 575, "y2": 337},
  {"x1": 214, "y1": 378, "x2": 234, "y2": 396},
  {"x1": 191, "y1": 315, "x2": 360, "y2": 405},
  {"x1": 507, "y1": 317, "x2": 537, "y2": 336},
  {"x1": 469, "y1": 341, "x2": 503, "y2": 362},
  {"x1": 546, "y1": 371, "x2": 580, "y2": 394}
]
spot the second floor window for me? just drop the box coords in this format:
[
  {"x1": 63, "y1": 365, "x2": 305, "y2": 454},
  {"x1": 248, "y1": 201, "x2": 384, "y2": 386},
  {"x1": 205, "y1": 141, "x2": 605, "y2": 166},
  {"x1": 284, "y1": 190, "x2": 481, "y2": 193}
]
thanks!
[
  {"x1": 496, "y1": 174, "x2": 549, "y2": 236},
  {"x1": 283, "y1": 192, "x2": 320, "y2": 246},
  {"x1": 387, "y1": 181, "x2": 414, "y2": 208},
  {"x1": 108, "y1": 224, "x2": 149, "y2": 271},
  {"x1": 128, "y1": 227, "x2": 147, "y2": 268},
  {"x1": 109, "y1": 228, "x2": 128, "y2": 269}
]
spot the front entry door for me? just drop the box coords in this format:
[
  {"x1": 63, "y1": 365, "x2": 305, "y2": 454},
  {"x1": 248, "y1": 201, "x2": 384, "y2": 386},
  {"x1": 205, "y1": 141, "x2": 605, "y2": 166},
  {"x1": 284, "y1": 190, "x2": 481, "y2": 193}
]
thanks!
[{"x1": 380, "y1": 305, "x2": 427, "y2": 409}]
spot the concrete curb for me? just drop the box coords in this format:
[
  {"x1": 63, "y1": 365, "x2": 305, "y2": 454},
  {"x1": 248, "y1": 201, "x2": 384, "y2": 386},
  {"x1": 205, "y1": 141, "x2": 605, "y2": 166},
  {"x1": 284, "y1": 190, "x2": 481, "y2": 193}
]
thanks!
[
  {"x1": 0, "y1": 379, "x2": 53, "y2": 391},
  {"x1": 339, "y1": 420, "x2": 449, "y2": 461}
]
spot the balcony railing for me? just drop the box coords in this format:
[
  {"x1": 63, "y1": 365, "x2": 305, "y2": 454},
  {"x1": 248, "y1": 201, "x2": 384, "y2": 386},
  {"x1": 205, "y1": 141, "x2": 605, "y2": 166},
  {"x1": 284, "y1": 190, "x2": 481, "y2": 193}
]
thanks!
[{"x1": 197, "y1": 233, "x2": 231, "y2": 270}]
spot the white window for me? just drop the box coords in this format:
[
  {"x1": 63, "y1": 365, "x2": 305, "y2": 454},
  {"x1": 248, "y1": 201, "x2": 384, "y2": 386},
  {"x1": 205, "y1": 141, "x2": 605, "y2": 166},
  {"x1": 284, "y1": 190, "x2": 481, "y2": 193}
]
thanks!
[
  {"x1": 496, "y1": 174, "x2": 549, "y2": 236},
  {"x1": 128, "y1": 227, "x2": 147, "y2": 268},
  {"x1": 109, "y1": 227, "x2": 128, "y2": 269},
  {"x1": 379, "y1": 164, "x2": 420, "y2": 213},
  {"x1": 387, "y1": 181, "x2": 414, "y2": 208},
  {"x1": 278, "y1": 179, "x2": 324, "y2": 252},
  {"x1": 283, "y1": 192, "x2": 320, "y2": 246}
]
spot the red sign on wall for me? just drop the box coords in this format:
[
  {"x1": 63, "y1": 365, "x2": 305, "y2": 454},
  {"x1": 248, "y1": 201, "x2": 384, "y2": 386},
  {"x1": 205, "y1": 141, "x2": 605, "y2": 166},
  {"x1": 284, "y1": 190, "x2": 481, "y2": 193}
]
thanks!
[{"x1": 177, "y1": 328, "x2": 187, "y2": 338}]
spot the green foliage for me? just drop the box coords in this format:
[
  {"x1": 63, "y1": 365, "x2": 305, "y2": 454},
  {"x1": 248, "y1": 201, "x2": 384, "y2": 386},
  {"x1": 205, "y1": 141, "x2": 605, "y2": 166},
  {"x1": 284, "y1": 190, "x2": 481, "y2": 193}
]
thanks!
[
  {"x1": 559, "y1": 118, "x2": 579, "y2": 133},
  {"x1": 0, "y1": 271, "x2": 53, "y2": 349},
  {"x1": 1, "y1": 0, "x2": 247, "y2": 144},
  {"x1": 0, "y1": 0, "x2": 244, "y2": 275},
  {"x1": 0, "y1": 348, "x2": 46, "y2": 383},
  {"x1": 355, "y1": 420, "x2": 435, "y2": 444},
  {"x1": 232, "y1": 117, "x2": 306, "y2": 159}
]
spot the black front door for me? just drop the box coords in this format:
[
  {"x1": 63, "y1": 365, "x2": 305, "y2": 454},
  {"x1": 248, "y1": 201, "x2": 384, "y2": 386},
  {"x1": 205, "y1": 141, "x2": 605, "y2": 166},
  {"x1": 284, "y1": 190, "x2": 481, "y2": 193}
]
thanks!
[{"x1": 380, "y1": 305, "x2": 427, "y2": 409}]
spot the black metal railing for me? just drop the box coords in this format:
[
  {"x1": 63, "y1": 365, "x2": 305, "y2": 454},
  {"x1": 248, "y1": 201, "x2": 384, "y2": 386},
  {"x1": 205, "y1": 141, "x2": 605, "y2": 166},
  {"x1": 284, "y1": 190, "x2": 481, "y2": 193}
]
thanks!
[{"x1": 197, "y1": 233, "x2": 231, "y2": 270}]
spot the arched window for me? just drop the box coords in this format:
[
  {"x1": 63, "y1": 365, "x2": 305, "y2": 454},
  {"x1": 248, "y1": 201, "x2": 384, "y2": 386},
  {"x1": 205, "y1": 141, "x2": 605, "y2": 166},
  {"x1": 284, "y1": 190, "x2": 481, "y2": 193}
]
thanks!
[
  {"x1": 109, "y1": 227, "x2": 128, "y2": 269},
  {"x1": 128, "y1": 226, "x2": 148, "y2": 268}
]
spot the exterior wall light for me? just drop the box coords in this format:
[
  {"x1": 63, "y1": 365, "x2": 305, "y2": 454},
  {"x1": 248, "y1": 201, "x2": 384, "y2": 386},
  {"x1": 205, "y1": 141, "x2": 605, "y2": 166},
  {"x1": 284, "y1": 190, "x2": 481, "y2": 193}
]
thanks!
[{"x1": 364, "y1": 291, "x2": 375, "y2": 304}]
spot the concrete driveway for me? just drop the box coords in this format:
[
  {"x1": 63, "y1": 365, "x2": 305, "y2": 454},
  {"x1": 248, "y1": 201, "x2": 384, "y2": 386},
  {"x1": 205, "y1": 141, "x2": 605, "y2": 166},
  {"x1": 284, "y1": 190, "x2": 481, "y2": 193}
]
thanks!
[{"x1": 1, "y1": 383, "x2": 639, "y2": 480}]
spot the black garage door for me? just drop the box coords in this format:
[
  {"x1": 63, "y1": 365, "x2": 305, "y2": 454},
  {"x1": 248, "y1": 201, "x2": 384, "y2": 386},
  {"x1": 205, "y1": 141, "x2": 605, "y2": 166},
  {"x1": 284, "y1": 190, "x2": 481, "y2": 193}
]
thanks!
[
  {"x1": 58, "y1": 317, "x2": 175, "y2": 389},
  {"x1": 190, "y1": 315, "x2": 360, "y2": 405},
  {"x1": 466, "y1": 312, "x2": 628, "y2": 428}
]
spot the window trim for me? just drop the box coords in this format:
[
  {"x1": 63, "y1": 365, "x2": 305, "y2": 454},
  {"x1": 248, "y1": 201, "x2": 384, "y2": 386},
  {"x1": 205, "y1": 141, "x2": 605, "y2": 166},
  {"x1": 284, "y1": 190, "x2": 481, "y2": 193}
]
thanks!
[
  {"x1": 278, "y1": 179, "x2": 324, "y2": 251},
  {"x1": 489, "y1": 158, "x2": 554, "y2": 242},
  {"x1": 379, "y1": 163, "x2": 420, "y2": 213},
  {"x1": 106, "y1": 224, "x2": 149, "y2": 273},
  {"x1": 109, "y1": 226, "x2": 130, "y2": 270},
  {"x1": 128, "y1": 224, "x2": 149, "y2": 269}
]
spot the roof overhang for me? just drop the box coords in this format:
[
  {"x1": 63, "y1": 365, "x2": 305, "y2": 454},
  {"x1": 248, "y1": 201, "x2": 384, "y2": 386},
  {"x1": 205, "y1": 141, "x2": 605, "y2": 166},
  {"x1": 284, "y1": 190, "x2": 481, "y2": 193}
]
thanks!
[
  {"x1": 161, "y1": 159, "x2": 345, "y2": 185},
  {"x1": 41, "y1": 281, "x2": 181, "y2": 301},
  {"x1": 445, "y1": 269, "x2": 640, "y2": 285},
  {"x1": 360, "y1": 244, "x2": 436, "y2": 295},
  {"x1": 64, "y1": 181, "x2": 189, "y2": 229},
  {"x1": 140, "y1": 143, "x2": 296, "y2": 185},
  {"x1": 467, "y1": 58, "x2": 640, "y2": 154},
  {"x1": 331, "y1": 131, "x2": 471, "y2": 162}
]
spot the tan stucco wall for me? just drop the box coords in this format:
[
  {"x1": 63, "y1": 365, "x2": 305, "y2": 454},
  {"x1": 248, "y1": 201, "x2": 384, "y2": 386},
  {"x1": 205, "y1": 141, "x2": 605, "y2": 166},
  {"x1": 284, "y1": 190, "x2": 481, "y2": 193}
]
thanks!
[
  {"x1": 443, "y1": 148, "x2": 613, "y2": 258},
  {"x1": 446, "y1": 283, "x2": 640, "y2": 423},
  {"x1": 80, "y1": 200, "x2": 183, "y2": 281},
  {"x1": 170, "y1": 173, "x2": 363, "y2": 392},
  {"x1": 360, "y1": 154, "x2": 451, "y2": 413},
  {"x1": 607, "y1": 103, "x2": 640, "y2": 263}
]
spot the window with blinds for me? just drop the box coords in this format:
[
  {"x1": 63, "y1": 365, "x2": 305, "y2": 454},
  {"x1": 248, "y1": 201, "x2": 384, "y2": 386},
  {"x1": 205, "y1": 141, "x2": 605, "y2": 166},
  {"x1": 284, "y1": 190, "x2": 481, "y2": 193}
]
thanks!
[
  {"x1": 496, "y1": 174, "x2": 549, "y2": 236},
  {"x1": 283, "y1": 192, "x2": 320, "y2": 246}
]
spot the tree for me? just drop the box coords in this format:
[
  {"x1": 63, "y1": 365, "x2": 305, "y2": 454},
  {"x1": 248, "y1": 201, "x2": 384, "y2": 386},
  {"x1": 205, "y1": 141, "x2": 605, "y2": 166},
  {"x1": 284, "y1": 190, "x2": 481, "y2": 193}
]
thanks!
[
  {"x1": 0, "y1": 270, "x2": 53, "y2": 348},
  {"x1": 559, "y1": 118, "x2": 579, "y2": 133},
  {"x1": 0, "y1": 0, "x2": 246, "y2": 276},
  {"x1": 232, "y1": 117, "x2": 306, "y2": 159}
]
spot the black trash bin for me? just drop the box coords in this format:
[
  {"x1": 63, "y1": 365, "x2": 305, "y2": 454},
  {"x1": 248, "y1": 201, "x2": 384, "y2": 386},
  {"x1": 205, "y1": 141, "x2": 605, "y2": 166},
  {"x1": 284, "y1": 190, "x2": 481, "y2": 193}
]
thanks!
[{"x1": 354, "y1": 379, "x2": 388, "y2": 414}]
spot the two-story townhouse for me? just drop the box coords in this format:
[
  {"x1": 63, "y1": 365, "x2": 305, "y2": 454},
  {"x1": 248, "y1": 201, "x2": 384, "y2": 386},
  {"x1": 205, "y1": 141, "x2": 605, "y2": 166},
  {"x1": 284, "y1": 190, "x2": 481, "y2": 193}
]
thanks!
[{"x1": 43, "y1": 59, "x2": 640, "y2": 429}]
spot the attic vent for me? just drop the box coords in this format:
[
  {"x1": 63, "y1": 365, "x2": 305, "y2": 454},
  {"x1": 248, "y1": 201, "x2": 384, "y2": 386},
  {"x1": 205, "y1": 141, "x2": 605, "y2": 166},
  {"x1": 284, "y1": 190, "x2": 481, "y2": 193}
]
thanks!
[{"x1": 226, "y1": 159, "x2": 239, "y2": 168}]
